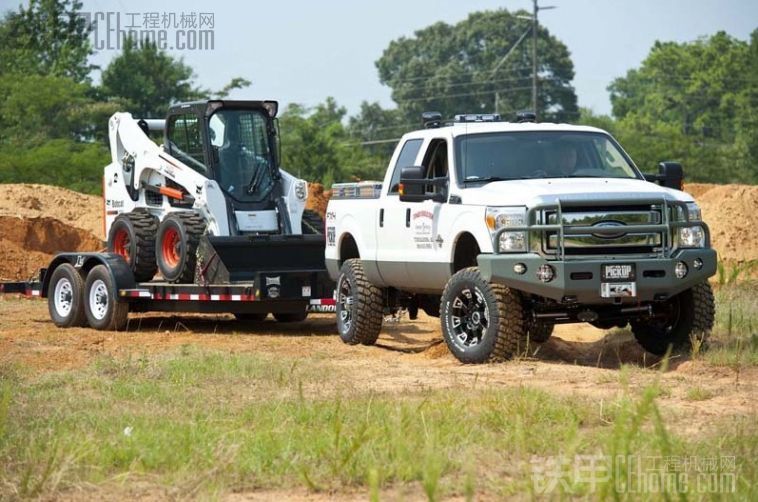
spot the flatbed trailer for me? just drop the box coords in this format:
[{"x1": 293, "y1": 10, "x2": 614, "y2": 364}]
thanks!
[{"x1": 1, "y1": 245, "x2": 336, "y2": 331}]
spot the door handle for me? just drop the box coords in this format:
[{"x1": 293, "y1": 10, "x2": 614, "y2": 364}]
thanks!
[
  {"x1": 405, "y1": 208, "x2": 411, "y2": 228},
  {"x1": 379, "y1": 208, "x2": 384, "y2": 227}
]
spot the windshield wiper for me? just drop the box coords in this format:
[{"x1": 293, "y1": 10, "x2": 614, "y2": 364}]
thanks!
[{"x1": 465, "y1": 176, "x2": 515, "y2": 183}]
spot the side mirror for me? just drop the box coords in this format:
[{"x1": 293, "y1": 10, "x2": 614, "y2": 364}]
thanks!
[
  {"x1": 644, "y1": 161, "x2": 683, "y2": 191},
  {"x1": 399, "y1": 166, "x2": 448, "y2": 203}
]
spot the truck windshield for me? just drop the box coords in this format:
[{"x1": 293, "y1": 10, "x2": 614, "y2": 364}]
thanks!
[
  {"x1": 455, "y1": 131, "x2": 640, "y2": 184},
  {"x1": 209, "y1": 109, "x2": 274, "y2": 202}
]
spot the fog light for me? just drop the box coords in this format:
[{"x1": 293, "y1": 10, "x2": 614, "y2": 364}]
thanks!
[
  {"x1": 674, "y1": 261, "x2": 688, "y2": 279},
  {"x1": 513, "y1": 263, "x2": 527, "y2": 275},
  {"x1": 536, "y1": 264, "x2": 555, "y2": 283},
  {"x1": 693, "y1": 258, "x2": 703, "y2": 270}
]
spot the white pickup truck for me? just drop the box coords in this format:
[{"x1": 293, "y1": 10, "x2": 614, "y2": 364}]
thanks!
[{"x1": 325, "y1": 113, "x2": 716, "y2": 363}]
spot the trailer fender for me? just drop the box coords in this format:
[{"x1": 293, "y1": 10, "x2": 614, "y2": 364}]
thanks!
[{"x1": 41, "y1": 253, "x2": 136, "y2": 298}]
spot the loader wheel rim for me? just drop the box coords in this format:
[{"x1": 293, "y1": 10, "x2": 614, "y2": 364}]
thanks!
[
  {"x1": 89, "y1": 279, "x2": 109, "y2": 321},
  {"x1": 162, "y1": 227, "x2": 181, "y2": 269},
  {"x1": 338, "y1": 276, "x2": 354, "y2": 334},
  {"x1": 54, "y1": 278, "x2": 73, "y2": 317},
  {"x1": 112, "y1": 228, "x2": 131, "y2": 262},
  {"x1": 450, "y1": 286, "x2": 490, "y2": 348}
]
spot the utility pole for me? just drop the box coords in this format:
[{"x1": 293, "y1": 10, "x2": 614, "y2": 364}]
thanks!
[
  {"x1": 491, "y1": 24, "x2": 531, "y2": 114},
  {"x1": 531, "y1": 0, "x2": 555, "y2": 121}
]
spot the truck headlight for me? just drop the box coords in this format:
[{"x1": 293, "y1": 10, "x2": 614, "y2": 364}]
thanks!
[
  {"x1": 295, "y1": 180, "x2": 307, "y2": 201},
  {"x1": 486, "y1": 207, "x2": 527, "y2": 253},
  {"x1": 677, "y1": 226, "x2": 706, "y2": 248}
]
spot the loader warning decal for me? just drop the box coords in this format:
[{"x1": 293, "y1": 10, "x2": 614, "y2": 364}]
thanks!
[{"x1": 412, "y1": 210, "x2": 434, "y2": 249}]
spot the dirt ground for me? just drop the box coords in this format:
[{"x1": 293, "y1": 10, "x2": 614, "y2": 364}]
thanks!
[{"x1": 1, "y1": 297, "x2": 754, "y2": 438}]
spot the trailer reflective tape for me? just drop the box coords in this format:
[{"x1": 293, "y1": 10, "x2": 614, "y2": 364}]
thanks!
[{"x1": 309, "y1": 298, "x2": 336, "y2": 306}]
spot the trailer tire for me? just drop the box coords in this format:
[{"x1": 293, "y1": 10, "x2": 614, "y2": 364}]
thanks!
[
  {"x1": 107, "y1": 211, "x2": 158, "y2": 282},
  {"x1": 631, "y1": 281, "x2": 714, "y2": 356},
  {"x1": 440, "y1": 267, "x2": 527, "y2": 363},
  {"x1": 83, "y1": 265, "x2": 129, "y2": 331},
  {"x1": 47, "y1": 263, "x2": 86, "y2": 328},
  {"x1": 301, "y1": 209, "x2": 324, "y2": 234},
  {"x1": 234, "y1": 313, "x2": 268, "y2": 322},
  {"x1": 274, "y1": 311, "x2": 308, "y2": 323},
  {"x1": 156, "y1": 212, "x2": 206, "y2": 283},
  {"x1": 336, "y1": 259, "x2": 383, "y2": 345}
]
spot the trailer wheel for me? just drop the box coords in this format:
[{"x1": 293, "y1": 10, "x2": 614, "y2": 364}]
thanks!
[
  {"x1": 83, "y1": 265, "x2": 129, "y2": 331},
  {"x1": 107, "y1": 211, "x2": 158, "y2": 282},
  {"x1": 156, "y1": 212, "x2": 206, "y2": 283},
  {"x1": 301, "y1": 209, "x2": 325, "y2": 234},
  {"x1": 336, "y1": 259, "x2": 383, "y2": 345},
  {"x1": 47, "y1": 263, "x2": 86, "y2": 328},
  {"x1": 440, "y1": 267, "x2": 527, "y2": 363},
  {"x1": 274, "y1": 311, "x2": 308, "y2": 323},
  {"x1": 631, "y1": 281, "x2": 714, "y2": 355},
  {"x1": 234, "y1": 313, "x2": 268, "y2": 322}
]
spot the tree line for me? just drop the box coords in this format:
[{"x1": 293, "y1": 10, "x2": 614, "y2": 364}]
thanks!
[{"x1": 0, "y1": 0, "x2": 755, "y2": 194}]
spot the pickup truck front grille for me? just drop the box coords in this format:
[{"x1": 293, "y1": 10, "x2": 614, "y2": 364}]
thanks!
[
  {"x1": 492, "y1": 198, "x2": 709, "y2": 260},
  {"x1": 543, "y1": 205, "x2": 663, "y2": 255}
]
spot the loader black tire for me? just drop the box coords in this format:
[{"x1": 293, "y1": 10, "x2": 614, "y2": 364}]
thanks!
[
  {"x1": 107, "y1": 211, "x2": 158, "y2": 282},
  {"x1": 440, "y1": 267, "x2": 527, "y2": 363},
  {"x1": 631, "y1": 281, "x2": 715, "y2": 356},
  {"x1": 336, "y1": 259, "x2": 383, "y2": 345},
  {"x1": 83, "y1": 265, "x2": 129, "y2": 331},
  {"x1": 301, "y1": 209, "x2": 324, "y2": 235},
  {"x1": 47, "y1": 263, "x2": 86, "y2": 328},
  {"x1": 156, "y1": 212, "x2": 206, "y2": 283}
]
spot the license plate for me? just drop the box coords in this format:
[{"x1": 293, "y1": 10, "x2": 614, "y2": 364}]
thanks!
[
  {"x1": 602, "y1": 263, "x2": 636, "y2": 281},
  {"x1": 601, "y1": 282, "x2": 637, "y2": 298}
]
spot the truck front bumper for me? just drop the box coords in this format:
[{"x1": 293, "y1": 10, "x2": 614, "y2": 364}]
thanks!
[{"x1": 477, "y1": 249, "x2": 717, "y2": 304}]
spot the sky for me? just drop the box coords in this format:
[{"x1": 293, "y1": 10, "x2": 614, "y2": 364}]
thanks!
[{"x1": 1, "y1": 0, "x2": 756, "y2": 119}]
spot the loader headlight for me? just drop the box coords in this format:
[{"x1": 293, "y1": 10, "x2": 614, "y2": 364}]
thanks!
[
  {"x1": 486, "y1": 207, "x2": 527, "y2": 253},
  {"x1": 295, "y1": 181, "x2": 307, "y2": 201}
]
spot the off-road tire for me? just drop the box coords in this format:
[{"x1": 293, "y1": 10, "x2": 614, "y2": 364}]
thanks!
[
  {"x1": 631, "y1": 281, "x2": 715, "y2": 356},
  {"x1": 107, "y1": 211, "x2": 158, "y2": 282},
  {"x1": 83, "y1": 265, "x2": 129, "y2": 331},
  {"x1": 301, "y1": 209, "x2": 325, "y2": 234},
  {"x1": 274, "y1": 311, "x2": 309, "y2": 323},
  {"x1": 47, "y1": 263, "x2": 86, "y2": 328},
  {"x1": 336, "y1": 259, "x2": 383, "y2": 345},
  {"x1": 528, "y1": 322, "x2": 554, "y2": 343},
  {"x1": 156, "y1": 212, "x2": 206, "y2": 283},
  {"x1": 234, "y1": 313, "x2": 268, "y2": 322},
  {"x1": 440, "y1": 267, "x2": 527, "y2": 363}
]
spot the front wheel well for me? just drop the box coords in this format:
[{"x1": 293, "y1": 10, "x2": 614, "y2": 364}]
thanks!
[{"x1": 453, "y1": 232, "x2": 481, "y2": 272}]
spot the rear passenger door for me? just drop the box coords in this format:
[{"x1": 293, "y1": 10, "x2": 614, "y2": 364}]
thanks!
[{"x1": 375, "y1": 138, "x2": 423, "y2": 286}]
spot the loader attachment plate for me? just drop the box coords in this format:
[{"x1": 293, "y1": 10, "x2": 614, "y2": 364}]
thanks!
[{"x1": 196, "y1": 234, "x2": 326, "y2": 284}]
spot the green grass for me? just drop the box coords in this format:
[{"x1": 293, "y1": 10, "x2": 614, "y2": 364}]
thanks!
[
  {"x1": 704, "y1": 281, "x2": 758, "y2": 367},
  {"x1": 0, "y1": 349, "x2": 755, "y2": 499}
]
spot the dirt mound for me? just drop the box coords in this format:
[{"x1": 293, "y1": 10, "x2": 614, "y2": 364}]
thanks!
[
  {"x1": 0, "y1": 216, "x2": 102, "y2": 280},
  {"x1": 0, "y1": 184, "x2": 102, "y2": 237},
  {"x1": 305, "y1": 183, "x2": 331, "y2": 218},
  {"x1": 688, "y1": 183, "x2": 758, "y2": 262}
]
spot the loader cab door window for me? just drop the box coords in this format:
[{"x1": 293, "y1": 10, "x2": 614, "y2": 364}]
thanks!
[
  {"x1": 209, "y1": 109, "x2": 274, "y2": 203},
  {"x1": 167, "y1": 114, "x2": 207, "y2": 174}
]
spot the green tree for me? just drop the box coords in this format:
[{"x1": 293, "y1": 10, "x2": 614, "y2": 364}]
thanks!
[
  {"x1": 376, "y1": 9, "x2": 577, "y2": 124},
  {"x1": 0, "y1": 0, "x2": 93, "y2": 82},
  {"x1": 608, "y1": 31, "x2": 757, "y2": 183},
  {"x1": 347, "y1": 101, "x2": 405, "y2": 159}
]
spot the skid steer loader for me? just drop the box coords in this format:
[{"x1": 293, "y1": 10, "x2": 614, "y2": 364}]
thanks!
[{"x1": 103, "y1": 100, "x2": 324, "y2": 293}]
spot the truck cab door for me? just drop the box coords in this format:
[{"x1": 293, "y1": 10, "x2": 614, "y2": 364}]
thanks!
[{"x1": 375, "y1": 138, "x2": 423, "y2": 286}]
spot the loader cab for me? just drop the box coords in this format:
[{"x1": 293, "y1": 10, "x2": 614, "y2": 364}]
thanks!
[{"x1": 165, "y1": 100, "x2": 282, "y2": 210}]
